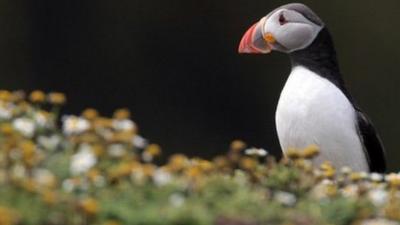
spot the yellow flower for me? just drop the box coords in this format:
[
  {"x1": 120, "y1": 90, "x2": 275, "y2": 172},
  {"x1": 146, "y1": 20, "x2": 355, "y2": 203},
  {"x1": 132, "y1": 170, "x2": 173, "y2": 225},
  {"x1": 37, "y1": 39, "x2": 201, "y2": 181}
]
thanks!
[
  {"x1": 198, "y1": 159, "x2": 213, "y2": 172},
  {"x1": 145, "y1": 144, "x2": 162, "y2": 156},
  {"x1": 167, "y1": 154, "x2": 189, "y2": 172},
  {"x1": 239, "y1": 157, "x2": 258, "y2": 170},
  {"x1": 47, "y1": 92, "x2": 66, "y2": 105},
  {"x1": 0, "y1": 90, "x2": 12, "y2": 102},
  {"x1": 80, "y1": 198, "x2": 99, "y2": 215},
  {"x1": 29, "y1": 90, "x2": 46, "y2": 103},
  {"x1": 0, "y1": 123, "x2": 13, "y2": 135},
  {"x1": 285, "y1": 148, "x2": 301, "y2": 159},
  {"x1": 41, "y1": 190, "x2": 57, "y2": 205},
  {"x1": 113, "y1": 108, "x2": 131, "y2": 120},
  {"x1": 230, "y1": 140, "x2": 247, "y2": 152},
  {"x1": 93, "y1": 117, "x2": 113, "y2": 128},
  {"x1": 20, "y1": 141, "x2": 37, "y2": 166},
  {"x1": 0, "y1": 206, "x2": 18, "y2": 225},
  {"x1": 82, "y1": 108, "x2": 99, "y2": 120},
  {"x1": 185, "y1": 166, "x2": 202, "y2": 178},
  {"x1": 111, "y1": 131, "x2": 134, "y2": 143},
  {"x1": 301, "y1": 144, "x2": 320, "y2": 159}
]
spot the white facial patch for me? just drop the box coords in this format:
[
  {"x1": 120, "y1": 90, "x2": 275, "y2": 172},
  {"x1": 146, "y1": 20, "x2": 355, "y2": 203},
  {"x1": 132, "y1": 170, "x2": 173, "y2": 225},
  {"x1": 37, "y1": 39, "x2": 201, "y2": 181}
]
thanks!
[{"x1": 263, "y1": 9, "x2": 323, "y2": 52}]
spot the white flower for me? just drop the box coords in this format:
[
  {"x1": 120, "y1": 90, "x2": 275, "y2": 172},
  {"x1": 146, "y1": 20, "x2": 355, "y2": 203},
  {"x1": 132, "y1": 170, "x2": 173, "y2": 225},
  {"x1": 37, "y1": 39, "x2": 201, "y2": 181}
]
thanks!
[
  {"x1": 169, "y1": 193, "x2": 185, "y2": 207},
  {"x1": 112, "y1": 119, "x2": 136, "y2": 131},
  {"x1": 274, "y1": 191, "x2": 297, "y2": 206},
  {"x1": 34, "y1": 111, "x2": 52, "y2": 128},
  {"x1": 62, "y1": 179, "x2": 75, "y2": 192},
  {"x1": 340, "y1": 166, "x2": 352, "y2": 174},
  {"x1": 368, "y1": 188, "x2": 388, "y2": 207},
  {"x1": 0, "y1": 102, "x2": 13, "y2": 120},
  {"x1": 33, "y1": 169, "x2": 55, "y2": 187},
  {"x1": 12, "y1": 117, "x2": 35, "y2": 137},
  {"x1": 244, "y1": 148, "x2": 268, "y2": 157},
  {"x1": 70, "y1": 145, "x2": 97, "y2": 175},
  {"x1": 62, "y1": 115, "x2": 90, "y2": 135},
  {"x1": 370, "y1": 173, "x2": 384, "y2": 182},
  {"x1": 37, "y1": 135, "x2": 61, "y2": 151},
  {"x1": 341, "y1": 184, "x2": 359, "y2": 198},
  {"x1": 153, "y1": 169, "x2": 172, "y2": 186},
  {"x1": 107, "y1": 144, "x2": 126, "y2": 158},
  {"x1": 132, "y1": 135, "x2": 148, "y2": 149}
]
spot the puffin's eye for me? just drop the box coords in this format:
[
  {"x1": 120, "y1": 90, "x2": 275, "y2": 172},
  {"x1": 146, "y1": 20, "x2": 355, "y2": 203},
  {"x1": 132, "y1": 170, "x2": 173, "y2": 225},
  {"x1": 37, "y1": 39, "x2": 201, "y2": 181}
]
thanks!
[{"x1": 279, "y1": 13, "x2": 287, "y2": 25}]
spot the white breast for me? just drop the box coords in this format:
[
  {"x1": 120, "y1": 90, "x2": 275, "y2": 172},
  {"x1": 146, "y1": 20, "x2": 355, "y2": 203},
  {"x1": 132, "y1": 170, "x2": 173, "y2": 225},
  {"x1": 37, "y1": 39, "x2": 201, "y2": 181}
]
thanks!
[{"x1": 275, "y1": 66, "x2": 368, "y2": 171}]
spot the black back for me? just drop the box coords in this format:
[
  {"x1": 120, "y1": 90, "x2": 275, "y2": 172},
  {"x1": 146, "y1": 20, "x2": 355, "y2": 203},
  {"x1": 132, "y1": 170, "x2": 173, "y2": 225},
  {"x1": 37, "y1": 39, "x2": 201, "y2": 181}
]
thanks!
[{"x1": 289, "y1": 28, "x2": 387, "y2": 172}]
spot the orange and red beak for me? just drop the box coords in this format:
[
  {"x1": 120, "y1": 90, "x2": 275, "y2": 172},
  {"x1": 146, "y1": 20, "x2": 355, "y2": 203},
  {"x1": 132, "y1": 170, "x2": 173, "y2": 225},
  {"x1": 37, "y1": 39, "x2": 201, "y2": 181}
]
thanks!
[{"x1": 238, "y1": 18, "x2": 274, "y2": 54}]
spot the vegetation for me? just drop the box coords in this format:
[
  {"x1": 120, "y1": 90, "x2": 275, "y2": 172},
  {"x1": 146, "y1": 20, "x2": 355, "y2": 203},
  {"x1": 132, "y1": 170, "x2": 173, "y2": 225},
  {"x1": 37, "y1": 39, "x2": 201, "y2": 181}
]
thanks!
[{"x1": 0, "y1": 90, "x2": 398, "y2": 225}]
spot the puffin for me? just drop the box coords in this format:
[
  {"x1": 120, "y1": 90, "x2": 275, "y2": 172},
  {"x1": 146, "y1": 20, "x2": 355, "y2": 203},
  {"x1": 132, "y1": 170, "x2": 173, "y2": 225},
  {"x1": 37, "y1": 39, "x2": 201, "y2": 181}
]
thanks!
[{"x1": 238, "y1": 3, "x2": 386, "y2": 172}]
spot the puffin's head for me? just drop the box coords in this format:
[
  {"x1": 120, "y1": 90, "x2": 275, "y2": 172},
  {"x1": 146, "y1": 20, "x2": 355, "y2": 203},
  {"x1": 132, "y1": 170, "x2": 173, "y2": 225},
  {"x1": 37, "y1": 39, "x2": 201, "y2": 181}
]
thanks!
[{"x1": 238, "y1": 3, "x2": 324, "y2": 54}]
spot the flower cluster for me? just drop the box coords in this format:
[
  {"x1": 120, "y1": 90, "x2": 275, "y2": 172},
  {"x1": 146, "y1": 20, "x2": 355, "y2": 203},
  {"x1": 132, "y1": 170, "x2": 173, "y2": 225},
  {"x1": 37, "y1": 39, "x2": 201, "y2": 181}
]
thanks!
[{"x1": 0, "y1": 90, "x2": 399, "y2": 225}]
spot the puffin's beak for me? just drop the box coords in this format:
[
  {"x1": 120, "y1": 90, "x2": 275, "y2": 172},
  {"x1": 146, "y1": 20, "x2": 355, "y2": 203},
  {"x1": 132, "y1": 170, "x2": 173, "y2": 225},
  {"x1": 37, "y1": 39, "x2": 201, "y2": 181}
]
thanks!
[{"x1": 238, "y1": 18, "x2": 273, "y2": 54}]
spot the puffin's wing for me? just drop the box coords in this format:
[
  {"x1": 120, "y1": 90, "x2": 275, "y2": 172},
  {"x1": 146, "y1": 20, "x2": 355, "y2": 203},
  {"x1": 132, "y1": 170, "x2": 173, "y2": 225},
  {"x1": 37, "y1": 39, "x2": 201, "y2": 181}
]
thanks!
[{"x1": 356, "y1": 110, "x2": 386, "y2": 172}]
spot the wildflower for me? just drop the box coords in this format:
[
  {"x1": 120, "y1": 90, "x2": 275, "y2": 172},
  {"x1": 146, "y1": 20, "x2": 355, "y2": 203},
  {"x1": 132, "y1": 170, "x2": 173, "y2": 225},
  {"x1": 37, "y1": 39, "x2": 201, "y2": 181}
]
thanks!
[
  {"x1": 0, "y1": 90, "x2": 12, "y2": 101},
  {"x1": 368, "y1": 188, "x2": 388, "y2": 207},
  {"x1": 33, "y1": 169, "x2": 56, "y2": 188},
  {"x1": 37, "y1": 135, "x2": 61, "y2": 151},
  {"x1": 169, "y1": 193, "x2": 185, "y2": 207},
  {"x1": 274, "y1": 191, "x2": 297, "y2": 206},
  {"x1": 107, "y1": 144, "x2": 127, "y2": 158},
  {"x1": 341, "y1": 184, "x2": 359, "y2": 198},
  {"x1": 285, "y1": 148, "x2": 301, "y2": 159},
  {"x1": 340, "y1": 166, "x2": 352, "y2": 175},
  {"x1": 0, "y1": 123, "x2": 13, "y2": 135},
  {"x1": 112, "y1": 119, "x2": 136, "y2": 132},
  {"x1": 142, "y1": 144, "x2": 162, "y2": 162},
  {"x1": 153, "y1": 169, "x2": 172, "y2": 186},
  {"x1": 42, "y1": 190, "x2": 57, "y2": 205},
  {"x1": 0, "y1": 102, "x2": 13, "y2": 120},
  {"x1": 245, "y1": 147, "x2": 268, "y2": 157},
  {"x1": 168, "y1": 154, "x2": 189, "y2": 172},
  {"x1": 70, "y1": 145, "x2": 97, "y2": 175},
  {"x1": 113, "y1": 108, "x2": 130, "y2": 120},
  {"x1": 230, "y1": 140, "x2": 247, "y2": 152},
  {"x1": 62, "y1": 179, "x2": 75, "y2": 192},
  {"x1": 370, "y1": 173, "x2": 384, "y2": 182},
  {"x1": 185, "y1": 166, "x2": 202, "y2": 178},
  {"x1": 47, "y1": 92, "x2": 66, "y2": 105},
  {"x1": 29, "y1": 90, "x2": 46, "y2": 103},
  {"x1": 20, "y1": 140, "x2": 37, "y2": 166},
  {"x1": 33, "y1": 110, "x2": 52, "y2": 128},
  {"x1": 320, "y1": 161, "x2": 336, "y2": 178},
  {"x1": 132, "y1": 135, "x2": 148, "y2": 148},
  {"x1": 80, "y1": 198, "x2": 99, "y2": 215},
  {"x1": 301, "y1": 144, "x2": 320, "y2": 159},
  {"x1": 12, "y1": 117, "x2": 35, "y2": 138},
  {"x1": 62, "y1": 115, "x2": 90, "y2": 135},
  {"x1": 239, "y1": 157, "x2": 258, "y2": 170},
  {"x1": 82, "y1": 108, "x2": 99, "y2": 120},
  {"x1": 385, "y1": 173, "x2": 400, "y2": 188}
]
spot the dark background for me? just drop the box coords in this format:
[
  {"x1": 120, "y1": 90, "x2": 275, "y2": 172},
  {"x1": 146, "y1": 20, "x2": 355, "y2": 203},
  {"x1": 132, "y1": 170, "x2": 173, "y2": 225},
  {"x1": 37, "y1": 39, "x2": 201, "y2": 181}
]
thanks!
[{"x1": 1, "y1": 0, "x2": 399, "y2": 170}]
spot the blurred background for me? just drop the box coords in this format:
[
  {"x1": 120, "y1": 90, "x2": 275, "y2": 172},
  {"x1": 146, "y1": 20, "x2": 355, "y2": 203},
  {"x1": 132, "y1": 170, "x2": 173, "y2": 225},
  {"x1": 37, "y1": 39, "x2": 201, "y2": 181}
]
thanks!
[{"x1": 0, "y1": 0, "x2": 399, "y2": 170}]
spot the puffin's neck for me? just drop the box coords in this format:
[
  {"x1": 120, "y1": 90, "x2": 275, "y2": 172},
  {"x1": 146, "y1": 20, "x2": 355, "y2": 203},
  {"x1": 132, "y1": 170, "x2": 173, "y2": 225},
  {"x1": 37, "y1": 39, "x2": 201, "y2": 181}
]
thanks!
[{"x1": 289, "y1": 27, "x2": 353, "y2": 102}]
